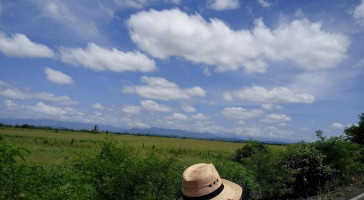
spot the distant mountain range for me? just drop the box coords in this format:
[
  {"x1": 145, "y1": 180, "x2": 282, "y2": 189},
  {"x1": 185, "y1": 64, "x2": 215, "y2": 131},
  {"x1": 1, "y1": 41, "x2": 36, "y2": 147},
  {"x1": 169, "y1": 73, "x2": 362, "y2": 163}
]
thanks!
[{"x1": 0, "y1": 118, "x2": 294, "y2": 144}]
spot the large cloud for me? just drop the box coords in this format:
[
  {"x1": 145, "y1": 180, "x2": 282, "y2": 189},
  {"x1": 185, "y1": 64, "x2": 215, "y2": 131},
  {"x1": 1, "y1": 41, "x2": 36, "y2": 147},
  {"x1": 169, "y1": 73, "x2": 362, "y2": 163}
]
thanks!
[
  {"x1": 0, "y1": 32, "x2": 55, "y2": 58},
  {"x1": 223, "y1": 86, "x2": 315, "y2": 103},
  {"x1": 128, "y1": 9, "x2": 349, "y2": 73},
  {"x1": 123, "y1": 76, "x2": 206, "y2": 100},
  {"x1": 59, "y1": 43, "x2": 156, "y2": 73},
  {"x1": 44, "y1": 67, "x2": 73, "y2": 85}
]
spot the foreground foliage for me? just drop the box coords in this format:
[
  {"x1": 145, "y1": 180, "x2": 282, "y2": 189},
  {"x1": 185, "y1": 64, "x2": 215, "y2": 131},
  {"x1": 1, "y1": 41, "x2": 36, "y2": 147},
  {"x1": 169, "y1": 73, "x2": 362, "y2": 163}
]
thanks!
[{"x1": 0, "y1": 113, "x2": 363, "y2": 199}]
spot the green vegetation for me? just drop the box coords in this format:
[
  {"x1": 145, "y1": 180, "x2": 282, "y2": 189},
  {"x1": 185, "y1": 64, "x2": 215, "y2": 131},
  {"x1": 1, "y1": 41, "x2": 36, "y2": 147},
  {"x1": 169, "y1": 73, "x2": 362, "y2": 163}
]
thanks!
[{"x1": 0, "y1": 113, "x2": 363, "y2": 199}]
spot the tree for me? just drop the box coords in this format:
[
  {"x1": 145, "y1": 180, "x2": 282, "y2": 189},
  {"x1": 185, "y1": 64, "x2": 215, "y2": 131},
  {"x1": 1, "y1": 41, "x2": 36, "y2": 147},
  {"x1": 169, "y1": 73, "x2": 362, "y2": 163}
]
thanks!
[
  {"x1": 91, "y1": 125, "x2": 99, "y2": 134},
  {"x1": 344, "y1": 113, "x2": 364, "y2": 145}
]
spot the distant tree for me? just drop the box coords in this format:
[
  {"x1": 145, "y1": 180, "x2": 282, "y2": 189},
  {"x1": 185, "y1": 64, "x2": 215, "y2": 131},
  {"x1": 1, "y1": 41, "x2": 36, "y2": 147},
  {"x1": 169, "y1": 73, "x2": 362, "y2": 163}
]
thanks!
[
  {"x1": 234, "y1": 140, "x2": 269, "y2": 163},
  {"x1": 315, "y1": 130, "x2": 326, "y2": 141},
  {"x1": 91, "y1": 125, "x2": 99, "y2": 134},
  {"x1": 344, "y1": 113, "x2": 364, "y2": 145}
]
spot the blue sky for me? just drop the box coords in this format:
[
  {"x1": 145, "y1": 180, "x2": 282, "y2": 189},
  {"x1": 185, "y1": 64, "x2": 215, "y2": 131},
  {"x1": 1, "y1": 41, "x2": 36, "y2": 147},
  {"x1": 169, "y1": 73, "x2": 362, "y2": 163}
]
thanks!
[{"x1": 0, "y1": 0, "x2": 363, "y2": 141}]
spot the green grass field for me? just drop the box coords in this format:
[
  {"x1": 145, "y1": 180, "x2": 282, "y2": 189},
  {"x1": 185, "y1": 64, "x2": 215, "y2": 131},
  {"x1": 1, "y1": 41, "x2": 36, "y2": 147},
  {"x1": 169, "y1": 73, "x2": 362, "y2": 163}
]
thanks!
[{"x1": 0, "y1": 127, "x2": 286, "y2": 166}]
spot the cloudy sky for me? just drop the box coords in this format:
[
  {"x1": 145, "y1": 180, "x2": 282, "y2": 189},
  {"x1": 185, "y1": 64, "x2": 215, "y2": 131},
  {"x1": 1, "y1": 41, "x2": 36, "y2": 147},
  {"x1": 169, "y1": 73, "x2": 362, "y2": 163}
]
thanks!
[{"x1": 0, "y1": 0, "x2": 363, "y2": 141}]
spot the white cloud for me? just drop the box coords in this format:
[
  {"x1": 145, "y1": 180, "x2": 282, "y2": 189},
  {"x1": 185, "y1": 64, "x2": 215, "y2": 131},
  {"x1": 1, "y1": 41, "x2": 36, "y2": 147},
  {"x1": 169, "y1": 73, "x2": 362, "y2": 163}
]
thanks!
[
  {"x1": 354, "y1": 58, "x2": 364, "y2": 68},
  {"x1": 123, "y1": 76, "x2": 206, "y2": 101},
  {"x1": 128, "y1": 9, "x2": 349, "y2": 73},
  {"x1": 329, "y1": 122, "x2": 344, "y2": 130},
  {"x1": 222, "y1": 107, "x2": 264, "y2": 120},
  {"x1": 191, "y1": 113, "x2": 209, "y2": 120},
  {"x1": 261, "y1": 103, "x2": 282, "y2": 110},
  {"x1": 223, "y1": 86, "x2": 315, "y2": 104},
  {"x1": 300, "y1": 127, "x2": 310, "y2": 131},
  {"x1": 261, "y1": 114, "x2": 291, "y2": 123},
  {"x1": 257, "y1": 0, "x2": 271, "y2": 8},
  {"x1": 182, "y1": 105, "x2": 196, "y2": 113},
  {"x1": 169, "y1": 112, "x2": 188, "y2": 121},
  {"x1": 0, "y1": 84, "x2": 77, "y2": 105},
  {"x1": 32, "y1": 102, "x2": 67, "y2": 115},
  {"x1": 353, "y1": 0, "x2": 364, "y2": 27},
  {"x1": 44, "y1": 67, "x2": 73, "y2": 85},
  {"x1": 140, "y1": 100, "x2": 172, "y2": 112},
  {"x1": 92, "y1": 102, "x2": 105, "y2": 110},
  {"x1": 207, "y1": 0, "x2": 240, "y2": 11},
  {"x1": 122, "y1": 105, "x2": 141, "y2": 114},
  {"x1": 59, "y1": 43, "x2": 156, "y2": 73},
  {"x1": 0, "y1": 32, "x2": 55, "y2": 58},
  {"x1": 295, "y1": 8, "x2": 304, "y2": 17}
]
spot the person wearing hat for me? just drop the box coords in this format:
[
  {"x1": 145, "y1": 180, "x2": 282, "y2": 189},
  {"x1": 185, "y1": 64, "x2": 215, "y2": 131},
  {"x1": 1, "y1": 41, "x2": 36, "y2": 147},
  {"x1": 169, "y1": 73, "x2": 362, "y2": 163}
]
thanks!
[{"x1": 181, "y1": 163, "x2": 243, "y2": 200}]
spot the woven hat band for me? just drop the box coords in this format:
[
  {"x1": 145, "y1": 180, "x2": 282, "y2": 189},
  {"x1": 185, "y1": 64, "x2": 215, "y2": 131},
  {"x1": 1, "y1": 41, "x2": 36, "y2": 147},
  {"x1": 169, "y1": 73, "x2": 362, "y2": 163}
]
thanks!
[{"x1": 182, "y1": 183, "x2": 224, "y2": 200}]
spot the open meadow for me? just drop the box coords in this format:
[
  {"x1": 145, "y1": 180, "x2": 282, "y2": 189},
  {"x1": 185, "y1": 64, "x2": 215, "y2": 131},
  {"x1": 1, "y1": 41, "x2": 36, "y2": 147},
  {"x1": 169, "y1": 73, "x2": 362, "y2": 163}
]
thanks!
[
  {"x1": 0, "y1": 126, "x2": 285, "y2": 166},
  {"x1": 0, "y1": 125, "x2": 363, "y2": 200}
]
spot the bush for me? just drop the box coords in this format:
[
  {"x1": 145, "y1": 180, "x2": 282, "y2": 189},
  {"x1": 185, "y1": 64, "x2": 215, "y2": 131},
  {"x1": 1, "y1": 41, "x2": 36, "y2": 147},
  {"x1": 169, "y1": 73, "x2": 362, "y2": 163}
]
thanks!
[
  {"x1": 234, "y1": 140, "x2": 269, "y2": 164},
  {"x1": 283, "y1": 142, "x2": 334, "y2": 197}
]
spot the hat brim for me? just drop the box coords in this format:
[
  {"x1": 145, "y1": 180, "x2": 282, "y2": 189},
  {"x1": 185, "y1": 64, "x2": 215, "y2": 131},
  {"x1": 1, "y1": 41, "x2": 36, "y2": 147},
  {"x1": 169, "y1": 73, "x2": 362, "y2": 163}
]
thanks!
[
  {"x1": 210, "y1": 179, "x2": 243, "y2": 200},
  {"x1": 180, "y1": 179, "x2": 243, "y2": 200}
]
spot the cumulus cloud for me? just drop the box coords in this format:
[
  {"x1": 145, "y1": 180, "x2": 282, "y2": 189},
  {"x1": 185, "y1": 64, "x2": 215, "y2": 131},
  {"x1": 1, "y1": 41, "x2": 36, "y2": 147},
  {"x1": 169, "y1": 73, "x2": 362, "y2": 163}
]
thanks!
[
  {"x1": 207, "y1": 0, "x2": 240, "y2": 11},
  {"x1": 123, "y1": 76, "x2": 206, "y2": 101},
  {"x1": 0, "y1": 82, "x2": 77, "y2": 105},
  {"x1": 353, "y1": 0, "x2": 364, "y2": 27},
  {"x1": 257, "y1": 0, "x2": 271, "y2": 8},
  {"x1": 122, "y1": 105, "x2": 141, "y2": 114},
  {"x1": 128, "y1": 9, "x2": 349, "y2": 73},
  {"x1": 169, "y1": 112, "x2": 188, "y2": 121},
  {"x1": 329, "y1": 122, "x2": 344, "y2": 130},
  {"x1": 92, "y1": 102, "x2": 105, "y2": 110},
  {"x1": 140, "y1": 100, "x2": 172, "y2": 112},
  {"x1": 59, "y1": 43, "x2": 156, "y2": 73},
  {"x1": 223, "y1": 86, "x2": 315, "y2": 103},
  {"x1": 44, "y1": 67, "x2": 73, "y2": 85},
  {"x1": 33, "y1": 102, "x2": 67, "y2": 115},
  {"x1": 261, "y1": 114, "x2": 291, "y2": 123},
  {"x1": 261, "y1": 103, "x2": 282, "y2": 110},
  {"x1": 182, "y1": 105, "x2": 196, "y2": 113},
  {"x1": 0, "y1": 32, "x2": 55, "y2": 58},
  {"x1": 222, "y1": 107, "x2": 264, "y2": 120},
  {"x1": 191, "y1": 113, "x2": 209, "y2": 120}
]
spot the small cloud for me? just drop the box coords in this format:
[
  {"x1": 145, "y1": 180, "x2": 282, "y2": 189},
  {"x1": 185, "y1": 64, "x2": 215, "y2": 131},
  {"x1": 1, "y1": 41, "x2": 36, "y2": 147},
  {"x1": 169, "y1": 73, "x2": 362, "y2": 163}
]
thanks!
[
  {"x1": 0, "y1": 32, "x2": 55, "y2": 58},
  {"x1": 329, "y1": 122, "x2": 344, "y2": 130},
  {"x1": 92, "y1": 102, "x2": 105, "y2": 110},
  {"x1": 44, "y1": 67, "x2": 73, "y2": 85},
  {"x1": 140, "y1": 100, "x2": 172, "y2": 112},
  {"x1": 207, "y1": 0, "x2": 240, "y2": 11},
  {"x1": 59, "y1": 43, "x2": 156, "y2": 73},
  {"x1": 222, "y1": 107, "x2": 264, "y2": 120},
  {"x1": 123, "y1": 76, "x2": 206, "y2": 101},
  {"x1": 182, "y1": 105, "x2": 196, "y2": 113},
  {"x1": 203, "y1": 67, "x2": 212, "y2": 76},
  {"x1": 257, "y1": 0, "x2": 272, "y2": 8},
  {"x1": 354, "y1": 58, "x2": 364, "y2": 68},
  {"x1": 261, "y1": 114, "x2": 291, "y2": 123},
  {"x1": 300, "y1": 127, "x2": 310, "y2": 131},
  {"x1": 295, "y1": 8, "x2": 304, "y2": 17},
  {"x1": 352, "y1": 0, "x2": 364, "y2": 27},
  {"x1": 122, "y1": 105, "x2": 141, "y2": 115},
  {"x1": 261, "y1": 103, "x2": 282, "y2": 110},
  {"x1": 191, "y1": 113, "x2": 209, "y2": 120},
  {"x1": 168, "y1": 112, "x2": 188, "y2": 121},
  {"x1": 224, "y1": 86, "x2": 315, "y2": 104}
]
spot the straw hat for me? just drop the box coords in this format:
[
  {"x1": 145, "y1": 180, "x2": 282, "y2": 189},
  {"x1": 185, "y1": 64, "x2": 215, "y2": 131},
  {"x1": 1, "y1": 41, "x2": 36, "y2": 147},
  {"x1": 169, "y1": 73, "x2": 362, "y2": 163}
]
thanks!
[{"x1": 181, "y1": 163, "x2": 243, "y2": 200}]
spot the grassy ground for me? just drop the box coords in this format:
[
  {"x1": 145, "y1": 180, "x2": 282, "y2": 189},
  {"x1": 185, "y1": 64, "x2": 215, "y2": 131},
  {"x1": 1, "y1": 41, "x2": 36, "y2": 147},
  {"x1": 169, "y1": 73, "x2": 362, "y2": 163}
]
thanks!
[{"x1": 0, "y1": 127, "x2": 286, "y2": 165}]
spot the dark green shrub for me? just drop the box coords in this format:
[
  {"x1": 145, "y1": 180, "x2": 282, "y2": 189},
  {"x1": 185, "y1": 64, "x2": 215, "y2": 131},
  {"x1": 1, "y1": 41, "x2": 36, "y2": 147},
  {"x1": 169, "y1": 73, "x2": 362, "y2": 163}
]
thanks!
[
  {"x1": 284, "y1": 142, "x2": 334, "y2": 197},
  {"x1": 234, "y1": 141, "x2": 269, "y2": 164}
]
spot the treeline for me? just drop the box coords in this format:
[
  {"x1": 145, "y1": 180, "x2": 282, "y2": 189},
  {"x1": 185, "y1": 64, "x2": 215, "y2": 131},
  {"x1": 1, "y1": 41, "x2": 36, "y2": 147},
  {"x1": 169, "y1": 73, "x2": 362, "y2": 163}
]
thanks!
[{"x1": 0, "y1": 114, "x2": 363, "y2": 199}]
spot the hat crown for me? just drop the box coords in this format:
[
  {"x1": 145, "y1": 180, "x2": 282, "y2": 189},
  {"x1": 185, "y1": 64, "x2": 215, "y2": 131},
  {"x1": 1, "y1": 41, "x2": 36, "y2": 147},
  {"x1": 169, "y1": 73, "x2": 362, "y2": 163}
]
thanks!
[{"x1": 182, "y1": 163, "x2": 222, "y2": 197}]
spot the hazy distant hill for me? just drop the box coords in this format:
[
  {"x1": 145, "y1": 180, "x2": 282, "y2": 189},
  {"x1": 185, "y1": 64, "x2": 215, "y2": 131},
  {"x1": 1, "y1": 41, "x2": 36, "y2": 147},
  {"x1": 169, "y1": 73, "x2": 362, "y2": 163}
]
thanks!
[{"x1": 0, "y1": 118, "x2": 293, "y2": 144}]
